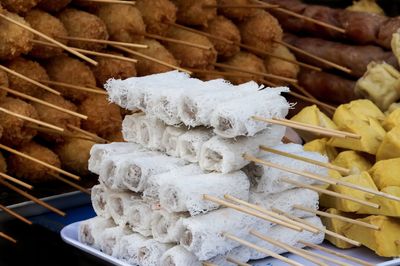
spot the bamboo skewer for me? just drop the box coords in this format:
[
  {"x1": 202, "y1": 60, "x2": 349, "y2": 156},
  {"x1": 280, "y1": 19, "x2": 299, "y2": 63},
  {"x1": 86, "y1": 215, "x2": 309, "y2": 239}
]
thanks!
[
  {"x1": 0, "y1": 107, "x2": 64, "y2": 132},
  {"x1": 0, "y1": 172, "x2": 33, "y2": 190},
  {"x1": 144, "y1": 33, "x2": 212, "y2": 50},
  {"x1": 189, "y1": 68, "x2": 253, "y2": 78},
  {"x1": 224, "y1": 194, "x2": 318, "y2": 233},
  {"x1": 281, "y1": 178, "x2": 380, "y2": 209},
  {"x1": 0, "y1": 178, "x2": 65, "y2": 216},
  {"x1": 0, "y1": 232, "x2": 17, "y2": 243},
  {"x1": 299, "y1": 241, "x2": 374, "y2": 266},
  {"x1": 0, "y1": 14, "x2": 97, "y2": 66},
  {"x1": 249, "y1": 229, "x2": 328, "y2": 266},
  {"x1": 224, "y1": 233, "x2": 304, "y2": 266},
  {"x1": 113, "y1": 45, "x2": 192, "y2": 74},
  {"x1": 0, "y1": 65, "x2": 59, "y2": 95},
  {"x1": 203, "y1": 4, "x2": 279, "y2": 9},
  {"x1": 202, "y1": 263, "x2": 217, "y2": 266},
  {"x1": 67, "y1": 124, "x2": 109, "y2": 144},
  {"x1": 57, "y1": 36, "x2": 147, "y2": 49},
  {"x1": 40, "y1": 80, "x2": 108, "y2": 95},
  {"x1": 203, "y1": 194, "x2": 302, "y2": 231},
  {"x1": 26, "y1": 124, "x2": 101, "y2": 143},
  {"x1": 0, "y1": 204, "x2": 32, "y2": 225},
  {"x1": 288, "y1": 90, "x2": 337, "y2": 112},
  {"x1": 0, "y1": 144, "x2": 80, "y2": 181},
  {"x1": 296, "y1": 247, "x2": 352, "y2": 266},
  {"x1": 0, "y1": 86, "x2": 88, "y2": 120},
  {"x1": 49, "y1": 173, "x2": 90, "y2": 195},
  {"x1": 272, "y1": 207, "x2": 361, "y2": 246},
  {"x1": 226, "y1": 256, "x2": 251, "y2": 266},
  {"x1": 259, "y1": 145, "x2": 350, "y2": 175},
  {"x1": 78, "y1": 0, "x2": 136, "y2": 5},
  {"x1": 294, "y1": 205, "x2": 380, "y2": 230}
]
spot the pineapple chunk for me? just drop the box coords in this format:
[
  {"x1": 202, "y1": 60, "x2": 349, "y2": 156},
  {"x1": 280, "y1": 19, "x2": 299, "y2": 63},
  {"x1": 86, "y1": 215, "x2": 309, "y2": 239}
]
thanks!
[
  {"x1": 376, "y1": 126, "x2": 400, "y2": 161},
  {"x1": 303, "y1": 138, "x2": 338, "y2": 161},
  {"x1": 358, "y1": 186, "x2": 400, "y2": 217},
  {"x1": 320, "y1": 208, "x2": 354, "y2": 249},
  {"x1": 332, "y1": 151, "x2": 372, "y2": 174},
  {"x1": 369, "y1": 158, "x2": 400, "y2": 189},
  {"x1": 382, "y1": 108, "x2": 400, "y2": 131}
]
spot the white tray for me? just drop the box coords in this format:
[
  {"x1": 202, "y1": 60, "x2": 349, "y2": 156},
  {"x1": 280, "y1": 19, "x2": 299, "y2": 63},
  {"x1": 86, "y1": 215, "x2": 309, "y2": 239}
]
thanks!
[{"x1": 61, "y1": 221, "x2": 400, "y2": 266}]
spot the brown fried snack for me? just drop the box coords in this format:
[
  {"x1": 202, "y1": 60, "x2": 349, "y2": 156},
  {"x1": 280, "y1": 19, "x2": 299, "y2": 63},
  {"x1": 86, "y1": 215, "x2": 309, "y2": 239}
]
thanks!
[
  {"x1": 222, "y1": 51, "x2": 266, "y2": 84},
  {"x1": 217, "y1": 0, "x2": 257, "y2": 21},
  {"x1": 0, "y1": 69, "x2": 8, "y2": 100},
  {"x1": 0, "y1": 0, "x2": 41, "y2": 14},
  {"x1": 38, "y1": 0, "x2": 71, "y2": 13},
  {"x1": 173, "y1": 0, "x2": 217, "y2": 26}
]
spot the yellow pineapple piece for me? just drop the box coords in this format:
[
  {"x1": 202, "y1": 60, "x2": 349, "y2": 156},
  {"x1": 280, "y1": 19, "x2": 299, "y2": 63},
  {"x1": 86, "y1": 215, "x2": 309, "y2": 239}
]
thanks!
[
  {"x1": 358, "y1": 186, "x2": 400, "y2": 217},
  {"x1": 369, "y1": 158, "x2": 400, "y2": 189},
  {"x1": 303, "y1": 138, "x2": 338, "y2": 161},
  {"x1": 382, "y1": 108, "x2": 400, "y2": 131},
  {"x1": 376, "y1": 126, "x2": 400, "y2": 161},
  {"x1": 320, "y1": 208, "x2": 354, "y2": 249},
  {"x1": 332, "y1": 151, "x2": 372, "y2": 174}
]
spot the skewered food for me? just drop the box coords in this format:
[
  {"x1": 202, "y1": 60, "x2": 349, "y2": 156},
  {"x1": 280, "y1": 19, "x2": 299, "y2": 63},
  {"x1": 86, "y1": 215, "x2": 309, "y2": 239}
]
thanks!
[
  {"x1": 91, "y1": 183, "x2": 111, "y2": 218},
  {"x1": 137, "y1": 239, "x2": 173, "y2": 266},
  {"x1": 382, "y1": 109, "x2": 400, "y2": 131},
  {"x1": 161, "y1": 126, "x2": 185, "y2": 157},
  {"x1": 173, "y1": 0, "x2": 216, "y2": 27},
  {"x1": 79, "y1": 216, "x2": 115, "y2": 250},
  {"x1": 176, "y1": 128, "x2": 213, "y2": 163},
  {"x1": 264, "y1": 44, "x2": 299, "y2": 85},
  {"x1": 303, "y1": 138, "x2": 338, "y2": 161},
  {"x1": 0, "y1": 69, "x2": 8, "y2": 100},
  {"x1": 96, "y1": 5, "x2": 145, "y2": 43},
  {"x1": 0, "y1": 97, "x2": 37, "y2": 146},
  {"x1": 135, "y1": 0, "x2": 177, "y2": 36},
  {"x1": 38, "y1": 0, "x2": 71, "y2": 13},
  {"x1": 376, "y1": 126, "x2": 400, "y2": 161},
  {"x1": 115, "y1": 233, "x2": 147, "y2": 265},
  {"x1": 0, "y1": 0, "x2": 41, "y2": 14},
  {"x1": 7, "y1": 141, "x2": 61, "y2": 182},
  {"x1": 45, "y1": 55, "x2": 96, "y2": 102},
  {"x1": 59, "y1": 8, "x2": 109, "y2": 51},
  {"x1": 346, "y1": 0, "x2": 384, "y2": 15},
  {"x1": 357, "y1": 186, "x2": 400, "y2": 217},
  {"x1": 25, "y1": 9, "x2": 68, "y2": 59},
  {"x1": 320, "y1": 208, "x2": 355, "y2": 249},
  {"x1": 98, "y1": 225, "x2": 131, "y2": 256},
  {"x1": 217, "y1": 0, "x2": 257, "y2": 21},
  {"x1": 332, "y1": 151, "x2": 372, "y2": 174}
]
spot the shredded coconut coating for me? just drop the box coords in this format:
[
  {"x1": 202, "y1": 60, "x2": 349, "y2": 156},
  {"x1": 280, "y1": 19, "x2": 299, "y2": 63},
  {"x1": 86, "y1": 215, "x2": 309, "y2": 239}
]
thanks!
[
  {"x1": 209, "y1": 246, "x2": 250, "y2": 266},
  {"x1": 138, "y1": 239, "x2": 174, "y2": 266},
  {"x1": 108, "y1": 192, "x2": 141, "y2": 227},
  {"x1": 126, "y1": 199, "x2": 154, "y2": 236},
  {"x1": 160, "y1": 171, "x2": 249, "y2": 215},
  {"x1": 122, "y1": 113, "x2": 145, "y2": 143},
  {"x1": 91, "y1": 184, "x2": 111, "y2": 219},
  {"x1": 98, "y1": 226, "x2": 131, "y2": 256},
  {"x1": 136, "y1": 117, "x2": 168, "y2": 151},
  {"x1": 151, "y1": 209, "x2": 189, "y2": 243},
  {"x1": 79, "y1": 217, "x2": 115, "y2": 249},
  {"x1": 177, "y1": 128, "x2": 213, "y2": 163},
  {"x1": 160, "y1": 245, "x2": 200, "y2": 266},
  {"x1": 162, "y1": 126, "x2": 187, "y2": 157},
  {"x1": 115, "y1": 233, "x2": 149, "y2": 265}
]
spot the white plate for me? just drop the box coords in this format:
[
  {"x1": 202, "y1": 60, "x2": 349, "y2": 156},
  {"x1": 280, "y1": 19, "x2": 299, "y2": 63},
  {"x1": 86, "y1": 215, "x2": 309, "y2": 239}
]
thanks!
[{"x1": 61, "y1": 221, "x2": 400, "y2": 266}]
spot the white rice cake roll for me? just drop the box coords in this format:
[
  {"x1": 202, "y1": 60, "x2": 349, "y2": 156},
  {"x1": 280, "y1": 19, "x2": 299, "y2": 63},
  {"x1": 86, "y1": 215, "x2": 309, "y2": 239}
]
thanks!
[
  {"x1": 121, "y1": 155, "x2": 187, "y2": 192},
  {"x1": 177, "y1": 128, "x2": 213, "y2": 163},
  {"x1": 151, "y1": 209, "x2": 189, "y2": 243},
  {"x1": 115, "y1": 233, "x2": 149, "y2": 264},
  {"x1": 99, "y1": 151, "x2": 159, "y2": 190},
  {"x1": 199, "y1": 125, "x2": 286, "y2": 173},
  {"x1": 104, "y1": 78, "x2": 131, "y2": 109},
  {"x1": 180, "y1": 208, "x2": 271, "y2": 260},
  {"x1": 250, "y1": 188, "x2": 319, "y2": 218},
  {"x1": 143, "y1": 164, "x2": 204, "y2": 204},
  {"x1": 160, "y1": 245, "x2": 201, "y2": 266},
  {"x1": 88, "y1": 142, "x2": 141, "y2": 175},
  {"x1": 137, "y1": 116, "x2": 167, "y2": 151},
  {"x1": 98, "y1": 225, "x2": 131, "y2": 256},
  {"x1": 159, "y1": 171, "x2": 250, "y2": 215},
  {"x1": 162, "y1": 126, "x2": 187, "y2": 157},
  {"x1": 248, "y1": 216, "x2": 325, "y2": 260},
  {"x1": 137, "y1": 239, "x2": 174, "y2": 266},
  {"x1": 79, "y1": 216, "x2": 115, "y2": 249},
  {"x1": 210, "y1": 87, "x2": 290, "y2": 138},
  {"x1": 91, "y1": 184, "x2": 111, "y2": 219},
  {"x1": 209, "y1": 246, "x2": 251, "y2": 266},
  {"x1": 126, "y1": 199, "x2": 153, "y2": 236},
  {"x1": 108, "y1": 192, "x2": 141, "y2": 227},
  {"x1": 122, "y1": 113, "x2": 145, "y2": 143}
]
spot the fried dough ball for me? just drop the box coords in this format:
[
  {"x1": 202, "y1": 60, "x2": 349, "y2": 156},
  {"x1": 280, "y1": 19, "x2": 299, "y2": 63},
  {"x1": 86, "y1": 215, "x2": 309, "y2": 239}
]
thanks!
[
  {"x1": 136, "y1": 0, "x2": 177, "y2": 36},
  {"x1": 0, "y1": 0, "x2": 41, "y2": 14},
  {"x1": 96, "y1": 5, "x2": 145, "y2": 43},
  {"x1": 217, "y1": 0, "x2": 257, "y2": 21},
  {"x1": 0, "y1": 97, "x2": 37, "y2": 146},
  {"x1": 107, "y1": 130, "x2": 124, "y2": 142},
  {"x1": 222, "y1": 51, "x2": 266, "y2": 84},
  {"x1": 0, "y1": 8, "x2": 33, "y2": 60},
  {"x1": 239, "y1": 11, "x2": 282, "y2": 53},
  {"x1": 45, "y1": 55, "x2": 96, "y2": 103},
  {"x1": 6, "y1": 57, "x2": 49, "y2": 97},
  {"x1": 173, "y1": 0, "x2": 217, "y2": 27},
  {"x1": 38, "y1": 0, "x2": 71, "y2": 13},
  {"x1": 59, "y1": 8, "x2": 108, "y2": 51},
  {"x1": 91, "y1": 52, "x2": 136, "y2": 87},
  {"x1": 135, "y1": 38, "x2": 178, "y2": 76},
  {"x1": 165, "y1": 28, "x2": 217, "y2": 68},
  {"x1": 25, "y1": 9, "x2": 68, "y2": 59},
  {"x1": 264, "y1": 44, "x2": 300, "y2": 85},
  {"x1": 203, "y1": 16, "x2": 240, "y2": 59},
  {"x1": 0, "y1": 69, "x2": 8, "y2": 100},
  {"x1": 0, "y1": 151, "x2": 6, "y2": 173},
  {"x1": 55, "y1": 136, "x2": 96, "y2": 176},
  {"x1": 78, "y1": 95, "x2": 122, "y2": 138},
  {"x1": 7, "y1": 141, "x2": 61, "y2": 182},
  {"x1": 32, "y1": 92, "x2": 80, "y2": 143}
]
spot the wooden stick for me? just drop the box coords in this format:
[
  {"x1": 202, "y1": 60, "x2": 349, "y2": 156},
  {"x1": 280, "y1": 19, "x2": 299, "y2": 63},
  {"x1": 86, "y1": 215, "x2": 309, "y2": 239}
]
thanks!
[
  {"x1": 77, "y1": 0, "x2": 136, "y2": 5},
  {"x1": 0, "y1": 204, "x2": 32, "y2": 225},
  {"x1": 40, "y1": 80, "x2": 108, "y2": 95},
  {"x1": 203, "y1": 194, "x2": 302, "y2": 231},
  {"x1": 112, "y1": 45, "x2": 191, "y2": 74},
  {"x1": 0, "y1": 232, "x2": 17, "y2": 243},
  {"x1": 224, "y1": 194, "x2": 318, "y2": 233},
  {"x1": 67, "y1": 124, "x2": 109, "y2": 144},
  {"x1": 296, "y1": 247, "x2": 352, "y2": 266},
  {"x1": 0, "y1": 86, "x2": 88, "y2": 120},
  {"x1": 49, "y1": 173, "x2": 90, "y2": 195},
  {"x1": 0, "y1": 144, "x2": 80, "y2": 181},
  {"x1": 299, "y1": 240, "x2": 374, "y2": 266},
  {"x1": 0, "y1": 178, "x2": 65, "y2": 216},
  {"x1": 288, "y1": 90, "x2": 337, "y2": 112},
  {"x1": 0, "y1": 65, "x2": 60, "y2": 95},
  {"x1": 281, "y1": 178, "x2": 380, "y2": 209},
  {"x1": 144, "y1": 33, "x2": 212, "y2": 50},
  {"x1": 0, "y1": 14, "x2": 97, "y2": 66},
  {"x1": 0, "y1": 172, "x2": 33, "y2": 190},
  {"x1": 224, "y1": 233, "x2": 304, "y2": 266},
  {"x1": 57, "y1": 36, "x2": 147, "y2": 49},
  {"x1": 226, "y1": 256, "x2": 251, "y2": 266},
  {"x1": 203, "y1": 4, "x2": 279, "y2": 9},
  {"x1": 249, "y1": 229, "x2": 328, "y2": 266},
  {"x1": 294, "y1": 205, "x2": 379, "y2": 230},
  {"x1": 0, "y1": 107, "x2": 64, "y2": 132},
  {"x1": 26, "y1": 124, "x2": 101, "y2": 143},
  {"x1": 202, "y1": 263, "x2": 217, "y2": 266},
  {"x1": 189, "y1": 68, "x2": 254, "y2": 78},
  {"x1": 259, "y1": 145, "x2": 350, "y2": 175},
  {"x1": 272, "y1": 207, "x2": 361, "y2": 247}
]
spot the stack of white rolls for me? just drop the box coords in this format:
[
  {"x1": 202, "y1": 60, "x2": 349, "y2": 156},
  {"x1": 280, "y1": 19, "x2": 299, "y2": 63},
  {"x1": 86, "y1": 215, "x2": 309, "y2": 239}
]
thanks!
[{"x1": 81, "y1": 72, "x2": 327, "y2": 266}]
